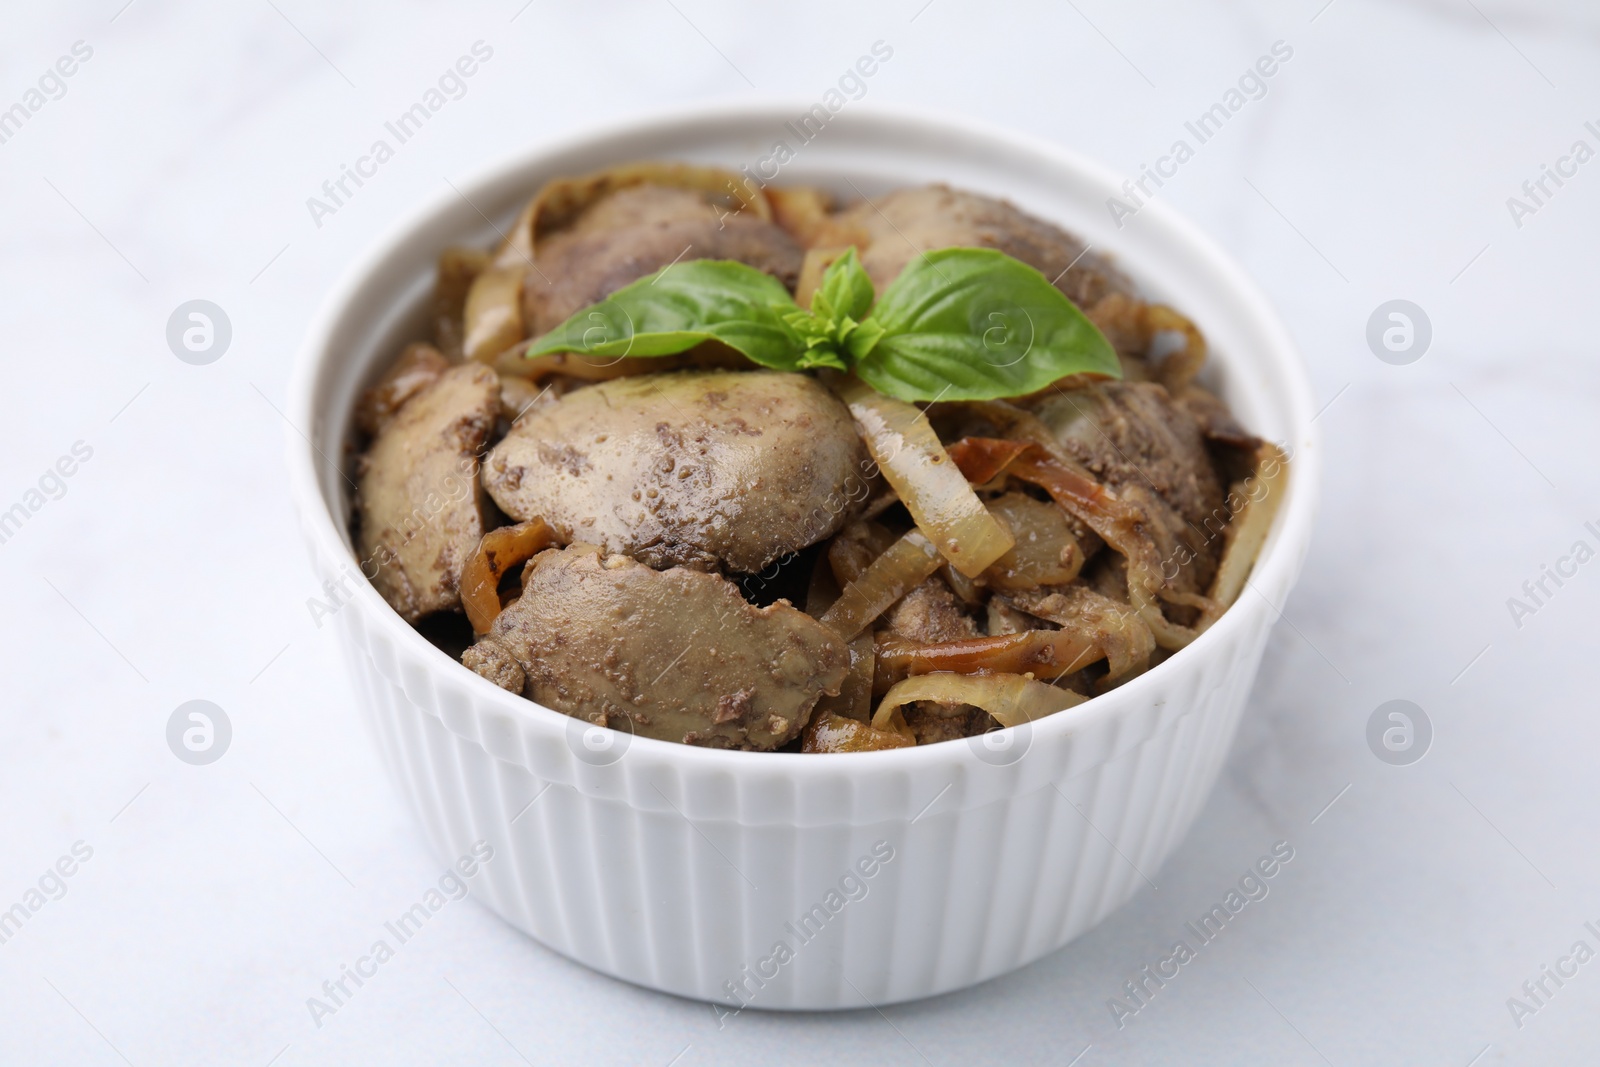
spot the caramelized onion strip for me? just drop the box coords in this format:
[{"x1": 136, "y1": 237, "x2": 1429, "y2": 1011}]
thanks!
[
  {"x1": 1205, "y1": 444, "x2": 1290, "y2": 616},
  {"x1": 462, "y1": 265, "x2": 526, "y2": 363},
  {"x1": 462, "y1": 519, "x2": 559, "y2": 634},
  {"x1": 946, "y1": 436, "x2": 1031, "y2": 485},
  {"x1": 804, "y1": 564, "x2": 877, "y2": 723},
  {"x1": 833, "y1": 378, "x2": 1014, "y2": 578},
  {"x1": 1144, "y1": 304, "x2": 1207, "y2": 391},
  {"x1": 946, "y1": 436, "x2": 1208, "y2": 650},
  {"x1": 839, "y1": 635, "x2": 877, "y2": 720},
  {"x1": 1002, "y1": 586, "x2": 1156, "y2": 683},
  {"x1": 874, "y1": 630, "x2": 1103, "y2": 693},
  {"x1": 872, "y1": 672, "x2": 1086, "y2": 732},
  {"x1": 803, "y1": 711, "x2": 915, "y2": 752},
  {"x1": 982, "y1": 493, "x2": 1085, "y2": 591},
  {"x1": 818, "y1": 529, "x2": 942, "y2": 640},
  {"x1": 433, "y1": 246, "x2": 489, "y2": 360}
]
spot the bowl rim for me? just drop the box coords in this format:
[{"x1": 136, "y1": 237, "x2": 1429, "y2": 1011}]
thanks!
[{"x1": 287, "y1": 99, "x2": 1320, "y2": 776}]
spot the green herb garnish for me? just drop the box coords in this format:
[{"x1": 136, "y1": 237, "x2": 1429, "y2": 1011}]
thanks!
[{"x1": 524, "y1": 247, "x2": 1120, "y2": 401}]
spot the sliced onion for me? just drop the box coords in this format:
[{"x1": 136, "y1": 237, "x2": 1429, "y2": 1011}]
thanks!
[
  {"x1": 875, "y1": 630, "x2": 1102, "y2": 692},
  {"x1": 832, "y1": 378, "x2": 1014, "y2": 578},
  {"x1": 803, "y1": 710, "x2": 915, "y2": 752},
  {"x1": 946, "y1": 436, "x2": 1031, "y2": 485},
  {"x1": 842, "y1": 634, "x2": 878, "y2": 721},
  {"x1": 872, "y1": 672, "x2": 1086, "y2": 732},
  {"x1": 462, "y1": 265, "x2": 526, "y2": 363},
  {"x1": 940, "y1": 399, "x2": 1078, "y2": 464},
  {"x1": 803, "y1": 551, "x2": 877, "y2": 722},
  {"x1": 982, "y1": 492, "x2": 1085, "y2": 591},
  {"x1": 946, "y1": 436, "x2": 1202, "y2": 650},
  {"x1": 808, "y1": 634, "x2": 876, "y2": 724},
  {"x1": 1002, "y1": 586, "x2": 1155, "y2": 682},
  {"x1": 492, "y1": 192, "x2": 541, "y2": 272},
  {"x1": 433, "y1": 246, "x2": 490, "y2": 360},
  {"x1": 941, "y1": 562, "x2": 983, "y2": 605},
  {"x1": 818, "y1": 529, "x2": 942, "y2": 640},
  {"x1": 1013, "y1": 449, "x2": 1208, "y2": 649},
  {"x1": 461, "y1": 519, "x2": 559, "y2": 634},
  {"x1": 1085, "y1": 294, "x2": 1206, "y2": 389},
  {"x1": 1205, "y1": 443, "x2": 1289, "y2": 615},
  {"x1": 1143, "y1": 304, "x2": 1207, "y2": 390}
]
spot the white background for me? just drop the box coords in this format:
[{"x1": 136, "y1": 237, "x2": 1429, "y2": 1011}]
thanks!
[{"x1": 2, "y1": 1, "x2": 1598, "y2": 1064}]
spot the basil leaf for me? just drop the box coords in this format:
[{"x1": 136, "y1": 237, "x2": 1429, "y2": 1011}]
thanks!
[
  {"x1": 845, "y1": 317, "x2": 886, "y2": 364},
  {"x1": 811, "y1": 247, "x2": 875, "y2": 324},
  {"x1": 795, "y1": 347, "x2": 851, "y2": 372},
  {"x1": 525, "y1": 259, "x2": 806, "y2": 371},
  {"x1": 854, "y1": 248, "x2": 1120, "y2": 402},
  {"x1": 776, "y1": 250, "x2": 880, "y2": 372}
]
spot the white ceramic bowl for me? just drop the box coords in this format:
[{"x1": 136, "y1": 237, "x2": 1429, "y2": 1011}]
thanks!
[{"x1": 288, "y1": 102, "x2": 1318, "y2": 1011}]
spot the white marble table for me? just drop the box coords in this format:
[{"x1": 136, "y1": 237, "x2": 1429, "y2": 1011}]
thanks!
[{"x1": 3, "y1": 1, "x2": 1598, "y2": 1063}]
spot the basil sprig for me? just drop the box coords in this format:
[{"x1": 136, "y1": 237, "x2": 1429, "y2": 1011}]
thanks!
[{"x1": 523, "y1": 246, "x2": 1120, "y2": 401}]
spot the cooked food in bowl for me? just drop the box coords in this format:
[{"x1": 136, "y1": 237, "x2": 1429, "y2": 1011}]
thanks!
[{"x1": 350, "y1": 162, "x2": 1285, "y2": 753}]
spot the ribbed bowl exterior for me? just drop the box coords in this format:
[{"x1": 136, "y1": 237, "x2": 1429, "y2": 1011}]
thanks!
[
  {"x1": 319, "y1": 548, "x2": 1283, "y2": 1009},
  {"x1": 288, "y1": 104, "x2": 1318, "y2": 1011}
]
